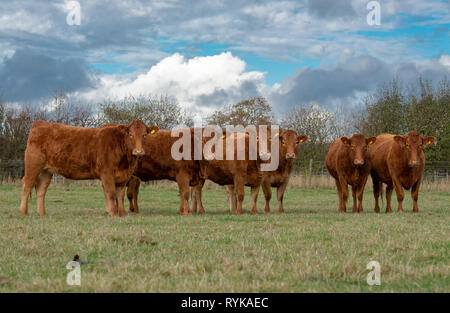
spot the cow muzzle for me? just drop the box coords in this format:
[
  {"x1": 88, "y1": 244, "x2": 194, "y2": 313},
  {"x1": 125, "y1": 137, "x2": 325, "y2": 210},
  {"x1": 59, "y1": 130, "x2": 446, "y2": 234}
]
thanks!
[
  {"x1": 132, "y1": 149, "x2": 145, "y2": 156},
  {"x1": 286, "y1": 153, "x2": 296, "y2": 159},
  {"x1": 354, "y1": 159, "x2": 364, "y2": 166}
]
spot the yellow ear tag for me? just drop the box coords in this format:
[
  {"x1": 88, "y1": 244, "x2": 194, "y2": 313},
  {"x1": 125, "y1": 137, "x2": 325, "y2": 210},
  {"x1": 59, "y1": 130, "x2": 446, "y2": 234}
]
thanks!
[
  {"x1": 299, "y1": 138, "x2": 305, "y2": 143},
  {"x1": 151, "y1": 129, "x2": 156, "y2": 134},
  {"x1": 369, "y1": 140, "x2": 374, "y2": 145},
  {"x1": 427, "y1": 140, "x2": 432, "y2": 145},
  {"x1": 221, "y1": 135, "x2": 225, "y2": 139}
]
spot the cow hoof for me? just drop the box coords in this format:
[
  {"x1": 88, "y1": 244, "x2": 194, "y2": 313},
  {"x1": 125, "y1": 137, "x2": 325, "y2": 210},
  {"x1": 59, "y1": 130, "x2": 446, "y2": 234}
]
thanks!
[{"x1": 198, "y1": 209, "x2": 205, "y2": 214}]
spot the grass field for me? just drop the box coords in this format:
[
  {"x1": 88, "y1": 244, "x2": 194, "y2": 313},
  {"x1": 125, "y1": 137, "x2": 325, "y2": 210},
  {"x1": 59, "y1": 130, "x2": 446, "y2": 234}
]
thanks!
[{"x1": 0, "y1": 182, "x2": 448, "y2": 292}]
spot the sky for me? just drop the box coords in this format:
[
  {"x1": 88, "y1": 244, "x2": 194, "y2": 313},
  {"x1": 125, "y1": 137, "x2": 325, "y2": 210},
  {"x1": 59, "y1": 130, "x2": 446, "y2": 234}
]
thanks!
[{"x1": 0, "y1": 0, "x2": 449, "y2": 117}]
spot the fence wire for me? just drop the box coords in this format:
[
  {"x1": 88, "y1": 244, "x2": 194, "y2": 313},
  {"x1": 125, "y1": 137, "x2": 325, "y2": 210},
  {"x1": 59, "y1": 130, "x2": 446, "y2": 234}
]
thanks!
[{"x1": 1, "y1": 159, "x2": 449, "y2": 183}]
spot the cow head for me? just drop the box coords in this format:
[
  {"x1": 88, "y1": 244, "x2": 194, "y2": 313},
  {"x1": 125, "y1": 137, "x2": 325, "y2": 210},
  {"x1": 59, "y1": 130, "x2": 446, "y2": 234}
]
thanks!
[
  {"x1": 340, "y1": 134, "x2": 376, "y2": 166},
  {"x1": 120, "y1": 120, "x2": 159, "y2": 156},
  {"x1": 278, "y1": 130, "x2": 308, "y2": 160},
  {"x1": 393, "y1": 131, "x2": 435, "y2": 168}
]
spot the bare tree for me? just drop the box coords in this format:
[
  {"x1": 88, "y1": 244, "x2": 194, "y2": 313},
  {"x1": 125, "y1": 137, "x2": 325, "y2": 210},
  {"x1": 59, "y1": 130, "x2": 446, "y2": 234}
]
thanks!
[
  {"x1": 100, "y1": 94, "x2": 188, "y2": 129},
  {"x1": 50, "y1": 90, "x2": 97, "y2": 127},
  {"x1": 281, "y1": 103, "x2": 339, "y2": 171},
  {"x1": 207, "y1": 96, "x2": 274, "y2": 127}
]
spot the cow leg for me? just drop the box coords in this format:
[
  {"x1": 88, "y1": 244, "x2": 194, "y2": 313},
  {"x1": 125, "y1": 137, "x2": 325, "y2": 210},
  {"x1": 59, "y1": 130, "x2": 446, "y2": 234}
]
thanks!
[
  {"x1": 196, "y1": 180, "x2": 206, "y2": 214},
  {"x1": 392, "y1": 178, "x2": 404, "y2": 213},
  {"x1": 196, "y1": 184, "x2": 206, "y2": 214},
  {"x1": 126, "y1": 185, "x2": 134, "y2": 212},
  {"x1": 356, "y1": 177, "x2": 368, "y2": 213},
  {"x1": 127, "y1": 178, "x2": 140, "y2": 213},
  {"x1": 20, "y1": 174, "x2": 38, "y2": 216},
  {"x1": 234, "y1": 176, "x2": 245, "y2": 215},
  {"x1": 411, "y1": 179, "x2": 421, "y2": 213},
  {"x1": 337, "y1": 176, "x2": 349, "y2": 213},
  {"x1": 277, "y1": 180, "x2": 289, "y2": 213},
  {"x1": 35, "y1": 170, "x2": 53, "y2": 216},
  {"x1": 334, "y1": 178, "x2": 344, "y2": 213},
  {"x1": 261, "y1": 179, "x2": 271, "y2": 214},
  {"x1": 20, "y1": 162, "x2": 44, "y2": 216},
  {"x1": 116, "y1": 185, "x2": 127, "y2": 217},
  {"x1": 132, "y1": 181, "x2": 140, "y2": 213},
  {"x1": 250, "y1": 185, "x2": 260, "y2": 215},
  {"x1": 190, "y1": 187, "x2": 198, "y2": 214},
  {"x1": 386, "y1": 184, "x2": 394, "y2": 213},
  {"x1": 176, "y1": 174, "x2": 191, "y2": 215},
  {"x1": 101, "y1": 176, "x2": 118, "y2": 216},
  {"x1": 351, "y1": 185, "x2": 358, "y2": 213},
  {"x1": 225, "y1": 185, "x2": 237, "y2": 213},
  {"x1": 372, "y1": 175, "x2": 381, "y2": 213},
  {"x1": 191, "y1": 183, "x2": 206, "y2": 214}
]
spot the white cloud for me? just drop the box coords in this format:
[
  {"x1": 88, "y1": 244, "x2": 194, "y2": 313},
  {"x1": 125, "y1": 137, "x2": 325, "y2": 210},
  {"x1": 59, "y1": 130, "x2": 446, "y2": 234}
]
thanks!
[
  {"x1": 440, "y1": 55, "x2": 450, "y2": 69},
  {"x1": 73, "y1": 51, "x2": 449, "y2": 119},
  {"x1": 80, "y1": 52, "x2": 266, "y2": 114}
]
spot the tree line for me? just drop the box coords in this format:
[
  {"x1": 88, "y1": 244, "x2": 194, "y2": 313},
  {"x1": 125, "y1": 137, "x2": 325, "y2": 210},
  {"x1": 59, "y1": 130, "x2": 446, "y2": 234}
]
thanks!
[{"x1": 0, "y1": 77, "x2": 449, "y2": 178}]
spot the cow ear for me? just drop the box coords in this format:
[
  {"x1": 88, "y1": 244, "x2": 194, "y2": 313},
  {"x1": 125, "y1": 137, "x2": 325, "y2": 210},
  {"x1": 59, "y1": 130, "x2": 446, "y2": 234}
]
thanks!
[
  {"x1": 394, "y1": 135, "x2": 406, "y2": 147},
  {"x1": 340, "y1": 137, "x2": 350, "y2": 145},
  {"x1": 297, "y1": 135, "x2": 308, "y2": 144},
  {"x1": 118, "y1": 124, "x2": 130, "y2": 134},
  {"x1": 366, "y1": 136, "x2": 376, "y2": 145},
  {"x1": 147, "y1": 125, "x2": 159, "y2": 135},
  {"x1": 423, "y1": 136, "x2": 436, "y2": 146}
]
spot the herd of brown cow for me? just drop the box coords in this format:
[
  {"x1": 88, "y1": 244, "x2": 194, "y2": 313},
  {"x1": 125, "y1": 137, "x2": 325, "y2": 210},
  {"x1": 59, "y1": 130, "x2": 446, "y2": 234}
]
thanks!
[{"x1": 19, "y1": 120, "x2": 435, "y2": 217}]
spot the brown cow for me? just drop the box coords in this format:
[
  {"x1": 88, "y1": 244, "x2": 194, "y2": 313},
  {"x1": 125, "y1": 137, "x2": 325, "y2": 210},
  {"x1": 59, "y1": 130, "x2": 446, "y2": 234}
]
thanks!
[
  {"x1": 222, "y1": 129, "x2": 308, "y2": 213},
  {"x1": 191, "y1": 132, "x2": 264, "y2": 215},
  {"x1": 125, "y1": 129, "x2": 204, "y2": 215},
  {"x1": 326, "y1": 134, "x2": 376, "y2": 213},
  {"x1": 259, "y1": 130, "x2": 308, "y2": 213},
  {"x1": 20, "y1": 120, "x2": 158, "y2": 217},
  {"x1": 369, "y1": 131, "x2": 435, "y2": 213}
]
